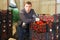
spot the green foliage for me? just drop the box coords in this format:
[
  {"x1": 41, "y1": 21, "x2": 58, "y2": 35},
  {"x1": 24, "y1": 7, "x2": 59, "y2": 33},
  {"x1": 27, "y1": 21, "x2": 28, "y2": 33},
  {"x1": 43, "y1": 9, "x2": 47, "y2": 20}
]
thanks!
[{"x1": 11, "y1": 8, "x2": 20, "y2": 23}]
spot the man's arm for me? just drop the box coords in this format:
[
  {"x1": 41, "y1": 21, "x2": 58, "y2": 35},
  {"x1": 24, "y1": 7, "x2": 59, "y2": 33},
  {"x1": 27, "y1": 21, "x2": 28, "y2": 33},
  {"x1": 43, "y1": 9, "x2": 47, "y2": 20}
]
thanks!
[
  {"x1": 32, "y1": 9, "x2": 40, "y2": 21},
  {"x1": 19, "y1": 13, "x2": 34, "y2": 24},
  {"x1": 32, "y1": 9, "x2": 38, "y2": 18}
]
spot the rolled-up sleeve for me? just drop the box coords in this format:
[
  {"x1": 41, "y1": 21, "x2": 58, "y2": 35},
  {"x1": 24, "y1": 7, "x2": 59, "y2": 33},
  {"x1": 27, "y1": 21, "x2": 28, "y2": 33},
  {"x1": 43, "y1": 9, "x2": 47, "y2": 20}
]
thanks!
[{"x1": 32, "y1": 9, "x2": 38, "y2": 18}]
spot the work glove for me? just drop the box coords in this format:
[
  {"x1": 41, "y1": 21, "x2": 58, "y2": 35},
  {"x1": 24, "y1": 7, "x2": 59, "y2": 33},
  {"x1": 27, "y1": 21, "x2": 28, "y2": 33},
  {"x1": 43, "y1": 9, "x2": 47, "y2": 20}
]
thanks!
[{"x1": 35, "y1": 18, "x2": 40, "y2": 21}]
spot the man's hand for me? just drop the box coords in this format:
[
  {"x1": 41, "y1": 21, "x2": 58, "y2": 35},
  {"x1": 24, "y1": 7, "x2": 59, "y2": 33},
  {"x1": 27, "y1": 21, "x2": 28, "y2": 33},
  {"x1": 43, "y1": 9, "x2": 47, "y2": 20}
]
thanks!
[
  {"x1": 22, "y1": 22, "x2": 26, "y2": 27},
  {"x1": 35, "y1": 18, "x2": 40, "y2": 21}
]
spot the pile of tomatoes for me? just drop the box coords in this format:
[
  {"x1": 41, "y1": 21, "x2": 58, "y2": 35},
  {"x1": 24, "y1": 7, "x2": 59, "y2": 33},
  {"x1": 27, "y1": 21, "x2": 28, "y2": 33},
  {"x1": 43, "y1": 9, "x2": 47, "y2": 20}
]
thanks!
[
  {"x1": 30, "y1": 15, "x2": 54, "y2": 33},
  {"x1": 30, "y1": 21, "x2": 46, "y2": 33}
]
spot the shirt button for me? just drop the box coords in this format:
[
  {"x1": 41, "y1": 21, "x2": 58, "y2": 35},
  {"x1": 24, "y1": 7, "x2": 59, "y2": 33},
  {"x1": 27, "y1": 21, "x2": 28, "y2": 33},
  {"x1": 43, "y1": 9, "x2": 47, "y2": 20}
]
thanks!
[
  {"x1": 3, "y1": 26, "x2": 6, "y2": 28},
  {"x1": 9, "y1": 12, "x2": 11, "y2": 14},
  {"x1": 9, "y1": 20, "x2": 11, "y2": 22},
  {"x1": 3, "y1": 30, "x2": 6, "y2": 32},
  {"x1": 3, "y1": 20, "x2": 6, "y2": 22},
  {"x1": 9, "y1": 24, "x2": 11, "y2": 26}
]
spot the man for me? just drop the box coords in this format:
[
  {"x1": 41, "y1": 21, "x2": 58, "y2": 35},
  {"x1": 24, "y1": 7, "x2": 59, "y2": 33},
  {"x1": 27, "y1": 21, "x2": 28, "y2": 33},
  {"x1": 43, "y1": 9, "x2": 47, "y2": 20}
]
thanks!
[{"x1": 17, "y1": 1, "x2": 39, "y2": 40}]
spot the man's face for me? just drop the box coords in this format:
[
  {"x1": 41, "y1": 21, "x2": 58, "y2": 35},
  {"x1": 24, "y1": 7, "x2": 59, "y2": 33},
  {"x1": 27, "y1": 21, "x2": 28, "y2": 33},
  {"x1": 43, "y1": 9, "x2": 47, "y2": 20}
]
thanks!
[{"x1": 24, "y1": 4, "x2": 32, "y2": 13}]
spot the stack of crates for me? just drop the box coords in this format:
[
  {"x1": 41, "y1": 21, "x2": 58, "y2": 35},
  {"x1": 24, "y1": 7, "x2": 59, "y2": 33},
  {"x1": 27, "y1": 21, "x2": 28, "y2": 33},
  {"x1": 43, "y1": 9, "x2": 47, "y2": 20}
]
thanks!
[
  {"x1": 6, "y1": 10, "x2": 12, "y2": 38},
  {"x1": 0, "y1": 10, "x2": 12, "y2": 40},
  {"x1": 30, "y1": 14, "x2": 60, "y2": 40}
]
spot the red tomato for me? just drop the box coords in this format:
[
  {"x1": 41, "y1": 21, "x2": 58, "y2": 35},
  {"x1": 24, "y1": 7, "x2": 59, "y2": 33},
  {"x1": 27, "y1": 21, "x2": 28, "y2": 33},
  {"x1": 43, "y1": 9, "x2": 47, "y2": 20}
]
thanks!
[
  {"x1": 33, "y1": 26, "x2": 37, "y2": 30},
  {"x1": 36, "y1": 21, "x2": 40, "y2": 25},
  {"x1": 39, "y1": 21, "x2": 44, "y2": 25}
]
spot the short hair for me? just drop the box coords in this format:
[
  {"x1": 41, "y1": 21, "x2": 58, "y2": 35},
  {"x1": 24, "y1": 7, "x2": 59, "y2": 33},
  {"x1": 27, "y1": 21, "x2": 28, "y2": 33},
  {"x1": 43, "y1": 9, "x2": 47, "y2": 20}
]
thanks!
[{"x1": 24, "y1": 1, "x2": 32, "y2": 6}]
